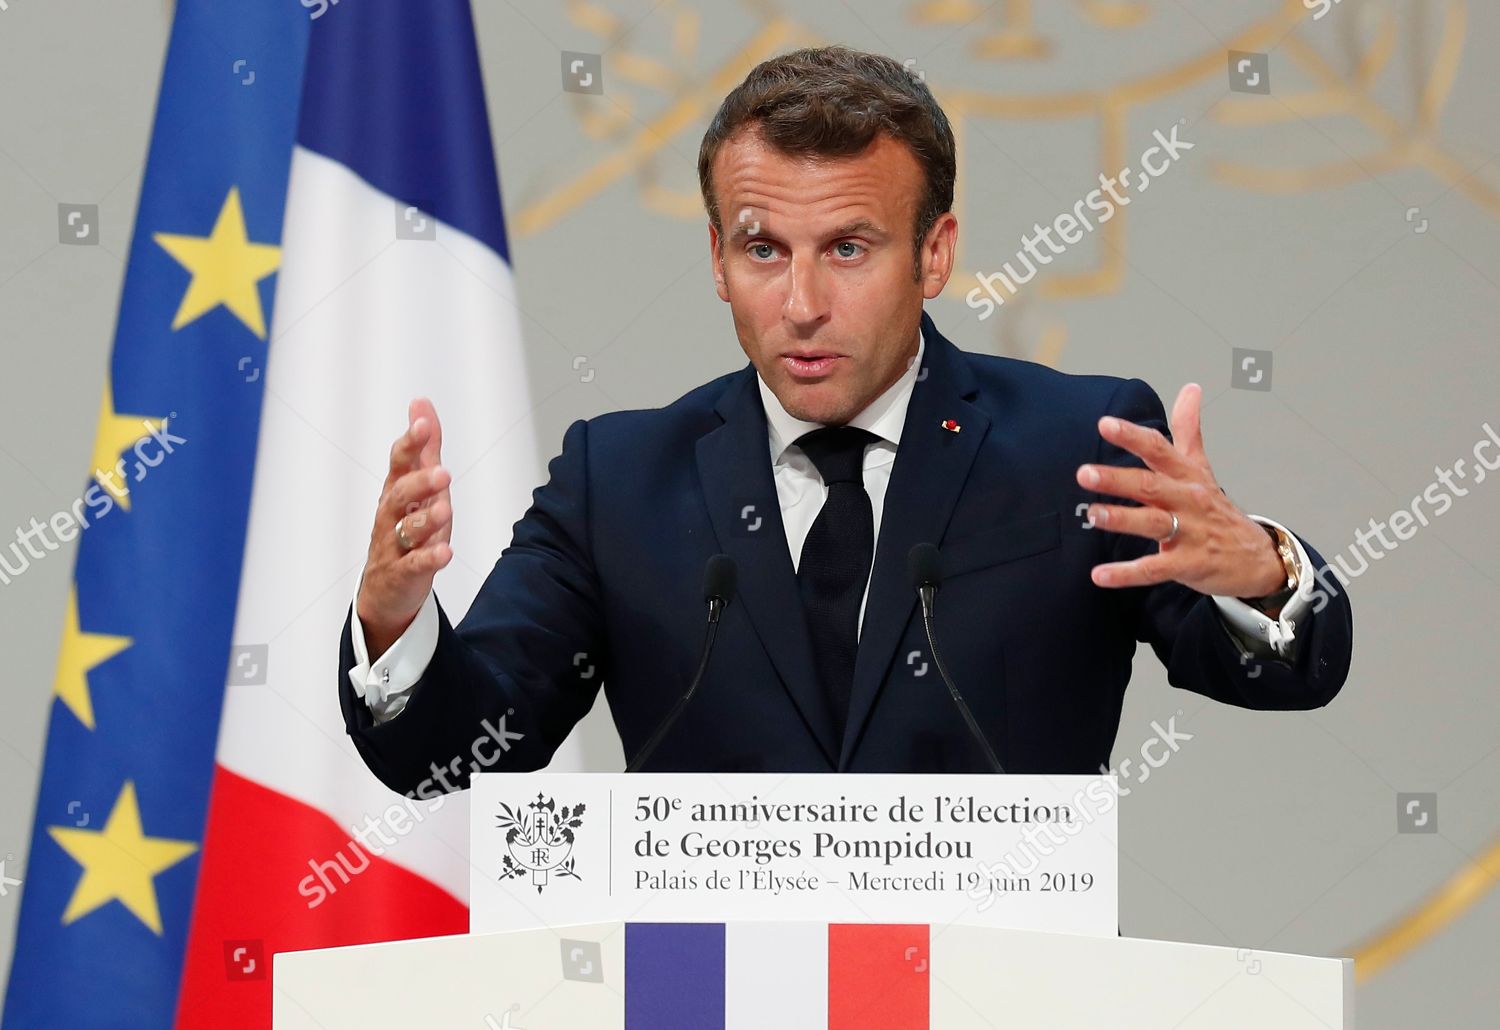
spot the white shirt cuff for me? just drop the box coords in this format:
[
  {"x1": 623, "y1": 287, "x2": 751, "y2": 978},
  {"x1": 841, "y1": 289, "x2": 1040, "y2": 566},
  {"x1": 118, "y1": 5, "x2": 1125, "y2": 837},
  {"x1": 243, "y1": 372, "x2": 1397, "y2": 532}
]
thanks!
[
  {"x1": 1210, "y1": 514, "x2": 1313, "y2": 662},
  {"x1": 348, "y1": 588, "x2": 439, "y2": 723}
]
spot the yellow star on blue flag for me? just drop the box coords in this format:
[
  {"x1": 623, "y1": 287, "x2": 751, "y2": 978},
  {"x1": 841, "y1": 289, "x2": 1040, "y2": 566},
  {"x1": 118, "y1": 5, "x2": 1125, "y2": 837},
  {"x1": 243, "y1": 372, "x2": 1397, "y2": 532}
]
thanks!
[
  {"x1": 154, "y1": 186, "x2": 281, "y2": 339},
  {"x1": 47, "y1": 782, "x2": 198, "y2": 935}
]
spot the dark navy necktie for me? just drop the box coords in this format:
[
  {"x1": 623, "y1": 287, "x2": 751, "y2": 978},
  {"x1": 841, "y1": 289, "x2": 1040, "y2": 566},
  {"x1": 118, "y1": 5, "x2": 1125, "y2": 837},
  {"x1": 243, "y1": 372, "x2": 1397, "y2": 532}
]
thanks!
[{"x1": 794, "y1": 425, "x2": 880, "y2": 735}]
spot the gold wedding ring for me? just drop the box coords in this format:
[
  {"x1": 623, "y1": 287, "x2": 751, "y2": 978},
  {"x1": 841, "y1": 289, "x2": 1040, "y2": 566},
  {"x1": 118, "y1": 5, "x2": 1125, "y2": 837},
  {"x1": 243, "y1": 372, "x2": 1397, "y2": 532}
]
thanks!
[{"x1": 395, "y1": 517, "x2": 416, "y2": 551}]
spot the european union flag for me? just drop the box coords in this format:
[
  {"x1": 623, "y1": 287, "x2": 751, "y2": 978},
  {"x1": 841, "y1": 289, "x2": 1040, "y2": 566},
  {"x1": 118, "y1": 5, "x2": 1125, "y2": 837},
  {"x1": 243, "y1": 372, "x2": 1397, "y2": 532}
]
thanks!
[{"x1": 4, "y1": 2, "x2": 309, "y2": 1025}]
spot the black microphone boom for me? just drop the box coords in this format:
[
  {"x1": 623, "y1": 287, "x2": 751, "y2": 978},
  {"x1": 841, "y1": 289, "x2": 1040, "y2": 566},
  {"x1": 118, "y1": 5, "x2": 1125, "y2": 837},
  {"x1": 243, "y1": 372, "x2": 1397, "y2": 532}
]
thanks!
[
  {"x1": 626, "y1": 554, "x2": 736, "y2": 772},
  {"x1": 907, "y1": 543, "x2": 1005, "y2": 774}
]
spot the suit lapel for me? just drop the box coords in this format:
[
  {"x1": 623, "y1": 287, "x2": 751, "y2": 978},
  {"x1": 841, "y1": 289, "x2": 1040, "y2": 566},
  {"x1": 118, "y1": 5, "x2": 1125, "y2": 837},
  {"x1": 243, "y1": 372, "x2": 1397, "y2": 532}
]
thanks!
[
  {"x1": 839, "y1": 312, "x2": 992, "y2": 768},
  {"x1": 697, "y1": 370, "x2": 840, "y2": 766}
]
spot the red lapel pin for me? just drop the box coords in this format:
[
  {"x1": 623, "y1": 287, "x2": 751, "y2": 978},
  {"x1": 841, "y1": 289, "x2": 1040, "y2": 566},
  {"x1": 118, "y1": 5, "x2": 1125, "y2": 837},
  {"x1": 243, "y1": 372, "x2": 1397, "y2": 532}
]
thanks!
[{"x1": 940, "y1": 419, "x2": 961, "y2": 433}]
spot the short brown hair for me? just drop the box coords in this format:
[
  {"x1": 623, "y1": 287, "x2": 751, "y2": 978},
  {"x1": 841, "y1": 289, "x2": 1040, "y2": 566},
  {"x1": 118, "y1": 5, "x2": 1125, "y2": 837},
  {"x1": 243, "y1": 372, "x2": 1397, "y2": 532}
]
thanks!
[{"x1": 697, "y1": 45, "x2": 956, "y2": 278}]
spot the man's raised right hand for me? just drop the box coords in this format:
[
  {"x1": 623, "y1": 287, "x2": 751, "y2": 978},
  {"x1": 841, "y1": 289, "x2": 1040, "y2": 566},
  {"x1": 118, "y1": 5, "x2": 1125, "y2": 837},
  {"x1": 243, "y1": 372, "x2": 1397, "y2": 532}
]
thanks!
[{"x1": 356, "y1": 398, "x2": 454, "y2": 658}]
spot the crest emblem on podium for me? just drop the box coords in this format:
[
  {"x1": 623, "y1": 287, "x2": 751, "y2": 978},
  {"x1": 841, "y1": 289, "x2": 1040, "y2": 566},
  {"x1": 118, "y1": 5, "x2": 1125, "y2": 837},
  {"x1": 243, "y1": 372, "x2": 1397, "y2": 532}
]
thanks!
[{"x1": 496, "y1": 793, "x2": 585, "y2": 893}]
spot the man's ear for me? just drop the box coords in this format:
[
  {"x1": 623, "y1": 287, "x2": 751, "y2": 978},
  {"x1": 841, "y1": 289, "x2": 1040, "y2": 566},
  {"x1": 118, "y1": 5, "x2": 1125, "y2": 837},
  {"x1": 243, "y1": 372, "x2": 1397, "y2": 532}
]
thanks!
[
  {"x1": 708, "y1": 220, "x2": 730, "y2": 302},
  {"x1": 920, "y1": 212, "x2": 958, "y2": 300}
]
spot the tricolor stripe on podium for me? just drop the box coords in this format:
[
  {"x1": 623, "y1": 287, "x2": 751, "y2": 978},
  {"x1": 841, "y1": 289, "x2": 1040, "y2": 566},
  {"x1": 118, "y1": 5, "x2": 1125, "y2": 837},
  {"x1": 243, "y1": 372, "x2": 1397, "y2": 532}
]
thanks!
[{"x1": 625, "y1": 924, "x2": 929, "y2": 1029}]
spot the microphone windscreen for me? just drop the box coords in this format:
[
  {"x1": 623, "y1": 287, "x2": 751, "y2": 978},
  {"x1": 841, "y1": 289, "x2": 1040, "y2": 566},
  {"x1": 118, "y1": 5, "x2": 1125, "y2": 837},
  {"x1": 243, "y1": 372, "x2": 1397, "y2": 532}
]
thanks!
[
  {"x1": 703, "y1": 553, "x2": 737, "y2": 605},
  {"x1": 907, "y1": 542, "x2": 942, "y2": 591}
]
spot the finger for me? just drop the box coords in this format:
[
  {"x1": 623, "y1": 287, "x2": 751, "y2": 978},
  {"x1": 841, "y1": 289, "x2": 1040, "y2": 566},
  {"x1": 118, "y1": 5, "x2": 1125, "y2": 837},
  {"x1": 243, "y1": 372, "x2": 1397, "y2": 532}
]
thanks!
[
  {"x1": 1090, "y1": 552, "x2": 1176, "y2": 589},
  {"x1": 1076, "y1": 463, "x2": 1189, "y2": 508},
  {"x1": 410, "y1": 397, "x2": 443, "y2": 469},
  {"x1": 394, "y1": 497, "x2": 453, "y2": 550},
  {"x1": 1086, "y1": 503, "x2": 1177, "y2": 542},
  {"x1": 1097, "y1": 415, "x2": 1191, "y2": 477},
  {"x1": 389, "y1": 415, "x2": 433, "y2": 478},
  {"x1": 1169, "y1": 383, "x2": 1204, "y2": 459},
  {"x1": 396, "y1": 539, "x2": 453, "y2": 576},
  {"x1": 384, "y1": 465, "x2": 451, "y2": 521}
]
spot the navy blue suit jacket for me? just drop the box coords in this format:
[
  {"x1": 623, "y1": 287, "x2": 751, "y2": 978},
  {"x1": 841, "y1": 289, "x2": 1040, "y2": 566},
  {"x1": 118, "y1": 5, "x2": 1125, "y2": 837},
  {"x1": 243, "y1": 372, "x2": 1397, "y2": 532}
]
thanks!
[{"x1": 339, "y1": 311, "x2": 1352, "y2": 792}]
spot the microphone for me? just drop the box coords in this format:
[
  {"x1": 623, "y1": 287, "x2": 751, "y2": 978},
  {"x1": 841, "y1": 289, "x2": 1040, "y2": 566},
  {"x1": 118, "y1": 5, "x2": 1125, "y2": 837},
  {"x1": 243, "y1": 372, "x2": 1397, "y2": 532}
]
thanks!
[
  {"x1": 626, "y1": 554, "x2": 737, "y2": 772},
  {"x1": 907, "y1": 543, "x2": 1005, "y2": 774}
]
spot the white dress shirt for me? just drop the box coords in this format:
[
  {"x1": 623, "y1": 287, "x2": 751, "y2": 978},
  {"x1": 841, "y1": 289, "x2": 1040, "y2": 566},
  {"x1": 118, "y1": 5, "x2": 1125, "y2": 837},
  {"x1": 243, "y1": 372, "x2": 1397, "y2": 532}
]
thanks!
[
  {"x1": 758, "y1": 328, "x2": 924, "y2": 639},
  {"x1": 350, "y1": 328, "x2": 1311, "y2": 722}
]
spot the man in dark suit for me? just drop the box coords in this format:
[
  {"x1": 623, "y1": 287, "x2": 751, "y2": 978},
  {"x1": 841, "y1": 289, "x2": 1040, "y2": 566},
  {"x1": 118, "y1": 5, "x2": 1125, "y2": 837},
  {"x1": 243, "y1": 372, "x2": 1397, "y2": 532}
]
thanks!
[{"x1": 339, "y1": 47, "x2": 1351, "y2": 795}]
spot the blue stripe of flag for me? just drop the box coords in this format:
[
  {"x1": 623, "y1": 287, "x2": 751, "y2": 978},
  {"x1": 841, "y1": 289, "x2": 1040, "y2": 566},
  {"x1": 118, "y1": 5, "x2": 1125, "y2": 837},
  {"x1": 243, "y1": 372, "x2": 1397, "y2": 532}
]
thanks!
[
  {"x1": 626, "y1": 923, "x2": 727, "y2": 1030},
  {"x1": 297, "y1": 0, "x2": 511, "y2": 261}
]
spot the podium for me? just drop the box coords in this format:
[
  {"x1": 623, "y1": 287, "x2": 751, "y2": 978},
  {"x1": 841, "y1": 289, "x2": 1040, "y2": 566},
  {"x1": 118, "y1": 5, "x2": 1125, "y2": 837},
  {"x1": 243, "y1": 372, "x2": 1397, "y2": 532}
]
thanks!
[
  {"x1": 273, "y1": 920, "x2": 1352, "y2": 1028},
  {"x1": 274, "y1": 773, "x2": 1350, "y2": 1027}
]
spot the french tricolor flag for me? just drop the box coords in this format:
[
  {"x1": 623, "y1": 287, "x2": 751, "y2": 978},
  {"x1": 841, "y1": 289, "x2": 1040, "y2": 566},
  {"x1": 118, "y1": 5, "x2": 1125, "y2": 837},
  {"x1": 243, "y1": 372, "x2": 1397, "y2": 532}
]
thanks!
[
  {"x1": 5, "y1": 0, "x2": 574, "y2": 1026},
  {"x1": 177, "y1": 1, "x2": 569, "y2": 1025}
]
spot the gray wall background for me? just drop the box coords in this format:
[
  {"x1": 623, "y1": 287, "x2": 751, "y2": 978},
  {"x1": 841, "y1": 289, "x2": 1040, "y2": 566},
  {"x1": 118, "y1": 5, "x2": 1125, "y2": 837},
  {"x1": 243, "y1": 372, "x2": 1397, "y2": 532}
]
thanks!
[{"x1": 2, "y1": 0, "x2": 1497, "y2": 1025}]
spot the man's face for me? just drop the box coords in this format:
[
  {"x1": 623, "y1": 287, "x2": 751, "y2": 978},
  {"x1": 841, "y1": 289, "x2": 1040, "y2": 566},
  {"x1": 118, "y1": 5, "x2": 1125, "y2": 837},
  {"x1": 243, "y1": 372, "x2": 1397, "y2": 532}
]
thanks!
[{"x1": 708, "y1": 129, "x2": 956, "y2": 425}]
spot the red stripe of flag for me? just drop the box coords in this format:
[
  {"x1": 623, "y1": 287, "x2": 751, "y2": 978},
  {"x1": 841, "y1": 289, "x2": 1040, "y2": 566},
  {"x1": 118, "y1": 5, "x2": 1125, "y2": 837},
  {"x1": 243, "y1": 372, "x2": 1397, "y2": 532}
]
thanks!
[
  {"x1": 828, "y1": 924, "x2": 929, "y2": 1029},
  {"x1": 174, "y1": 766, "x2": 467, "y2": 1028}
]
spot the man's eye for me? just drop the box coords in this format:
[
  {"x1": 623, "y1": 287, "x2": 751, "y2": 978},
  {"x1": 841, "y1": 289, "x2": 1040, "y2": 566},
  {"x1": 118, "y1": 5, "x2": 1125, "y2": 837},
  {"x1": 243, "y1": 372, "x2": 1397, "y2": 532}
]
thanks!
[
  {"x1": 834, "y1": 241, "x2": 864, "y2": 259},
  {"x1": 748, "y1": 243, "x2": 776, "y2": 261}
]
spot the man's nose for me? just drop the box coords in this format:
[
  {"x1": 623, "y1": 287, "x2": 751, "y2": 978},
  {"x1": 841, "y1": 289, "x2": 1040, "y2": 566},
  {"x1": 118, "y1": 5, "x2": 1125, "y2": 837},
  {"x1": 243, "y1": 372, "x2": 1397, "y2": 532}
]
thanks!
[{"x1": 783, "y1": 252, "x2": 831, "y2": 329}]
